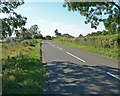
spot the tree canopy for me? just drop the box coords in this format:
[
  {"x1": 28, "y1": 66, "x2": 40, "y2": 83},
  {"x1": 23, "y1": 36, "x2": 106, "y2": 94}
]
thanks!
[
  {"x1": 78, "y1": 34, "x2": 83, "y2": 37},
  {"x1": 54, "y1": 29, "x2": 62, "y2": 37},
  {"x1": 1, "y1": 0, "x2": 27, "y2": 38},
  {"x1": 46, "y1": 35, "x2": 52, "y2": 40},
  {"x1": 62, "y1": 33, "x2": 73, "y2": 38},
  {"x1": 29, "y1": 24, "x2": 39, "y2": 38},
  {"x1": 63, "y1": 0, "x2": 120, "y2": 33},
  {"x1": 15, "y1": 24, "x2": 43, "y2": 39}
]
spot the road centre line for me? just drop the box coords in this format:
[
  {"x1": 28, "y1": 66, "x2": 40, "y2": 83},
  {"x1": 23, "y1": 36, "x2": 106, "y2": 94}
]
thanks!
[
  {"x1": 47, "y1": 42, "x2": 50, "y2": 44},
  {"x1": 57, "y1": 47, "x2": 63, "y2": 50},
  {"x1": 67, "y1": 52, "x2": 86, "y2": 63},
  {"x1": 106, "y1": 72, "x2": 120, "y2": 80}
]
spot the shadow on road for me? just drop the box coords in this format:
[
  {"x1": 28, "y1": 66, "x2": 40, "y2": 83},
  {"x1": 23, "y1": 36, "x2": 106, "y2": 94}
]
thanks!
[{"x1": 44, "y1": 61, "x2": 119, "y2": 95}]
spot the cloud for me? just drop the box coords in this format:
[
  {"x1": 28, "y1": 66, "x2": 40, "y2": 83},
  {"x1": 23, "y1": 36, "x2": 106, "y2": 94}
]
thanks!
[{"x1": 0, "y1": 13, "x2": 8, "y2": 19}]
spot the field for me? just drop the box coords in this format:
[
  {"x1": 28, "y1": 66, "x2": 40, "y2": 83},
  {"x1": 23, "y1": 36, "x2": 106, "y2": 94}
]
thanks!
[
  {"x1": 2, "y1": 39, "x2": 45, "y2": 94},
  {"x1": 54, "y1": 34, "x2": 119, "y2": 59}
]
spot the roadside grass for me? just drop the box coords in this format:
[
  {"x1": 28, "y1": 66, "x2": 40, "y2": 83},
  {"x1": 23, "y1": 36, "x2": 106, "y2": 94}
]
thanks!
[
  {"x1": 54, "y1": 36, "x2": 119, "y2": 59},
  {"x1": 2, "y1": 39, "x2": 45, "y2": 94}
]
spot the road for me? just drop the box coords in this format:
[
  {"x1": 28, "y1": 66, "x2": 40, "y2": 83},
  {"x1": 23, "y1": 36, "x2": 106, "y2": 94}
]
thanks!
[{"x1": 42, "y1": 40, "x2": 119, "y2": 94}]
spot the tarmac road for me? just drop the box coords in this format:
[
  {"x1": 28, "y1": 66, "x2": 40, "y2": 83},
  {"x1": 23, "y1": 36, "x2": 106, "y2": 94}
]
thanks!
[{"x1": 42, "y1": 40, "x2": 119, "y2": 94}]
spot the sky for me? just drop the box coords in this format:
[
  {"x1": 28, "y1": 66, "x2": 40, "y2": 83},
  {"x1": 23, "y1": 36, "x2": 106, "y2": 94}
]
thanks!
[{"x1": 1, "y1": 0, "x2": 107, "y2": 37}]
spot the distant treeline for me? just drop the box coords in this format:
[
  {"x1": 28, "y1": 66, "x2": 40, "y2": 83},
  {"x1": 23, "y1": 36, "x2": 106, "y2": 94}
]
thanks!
[
  {"x1": 86, "y1": 30, "x2": 118, "y2": 37},
  {"x1": 54, "y1": 29, "x2": 119, "y2": 38}
]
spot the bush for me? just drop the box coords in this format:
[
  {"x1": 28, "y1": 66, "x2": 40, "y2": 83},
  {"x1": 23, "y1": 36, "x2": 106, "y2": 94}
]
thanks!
[{"x1": 58, "y1": 34, "x2": 119, "y2": 49}]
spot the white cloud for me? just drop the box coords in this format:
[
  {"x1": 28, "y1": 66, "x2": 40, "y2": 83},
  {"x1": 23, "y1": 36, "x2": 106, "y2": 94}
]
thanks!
[{"x1": 0, "y1": 13, "x2": 8, "y2": 19}]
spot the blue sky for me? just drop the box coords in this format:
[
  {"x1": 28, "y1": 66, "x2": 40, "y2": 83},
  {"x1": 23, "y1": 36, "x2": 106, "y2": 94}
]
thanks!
[{"x1": 14, "y1": 1, "x2": 105, "y2": 36}]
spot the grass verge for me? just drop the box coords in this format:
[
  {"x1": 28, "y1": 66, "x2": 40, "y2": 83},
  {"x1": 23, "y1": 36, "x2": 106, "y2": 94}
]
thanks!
[
  {"x1": 2, "y1": 39, "x2": 45, "y2": 94},
  {"x1": 53, "y1": 39, "x2": 119, "y2": 59}
]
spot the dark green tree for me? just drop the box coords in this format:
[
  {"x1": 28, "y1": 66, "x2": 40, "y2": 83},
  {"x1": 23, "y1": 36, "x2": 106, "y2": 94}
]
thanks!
[
  {"x1": 34, "y1": 34, "x2": 43, "y2": 39},
  {"x1": 78, "y1": 34, "x2": 83, "y2": 37},
  {"x1": 1, "y1": 0, "x2": 27, "y2": 38},
  {"x1": 46, "y1": 35, "x2": 52, "y2": 40},
  {"x1": 63, "y1": 0, "x2": 120, "y2": 33},
  {"x1": 54, "y1": 29, "x2": 62, "y2": 37},
  {"x1": 62, "y1": 33, "x2": 73, "y2": 37},
  {"x1": 29, "y1": 24, "x2": 39, "y2": 38}
]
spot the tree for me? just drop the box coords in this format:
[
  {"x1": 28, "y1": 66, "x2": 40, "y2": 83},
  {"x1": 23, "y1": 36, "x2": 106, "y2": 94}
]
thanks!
[
  {"x1": 15, "y1": 25, "x2": 42, "y2": 39},
  {"x1": 15, "y1": 28, "x2": 33, "y2": 39},
  {"x1": 29, "y1": 24, "x2": 39, "y2": 38},
  {"x1": 78, "y1": 34, "x2": 83, "y2": 38},
  {"x1": 54, "y1": 29, "x2": 62, "y2": 37},
  {"x1": 15, "y1": 30, "x2": 21, "y2": 38},
  {"x1": 34, "y1": 34, "x2": 43, "y2": 39},
  {"x1": 63, "y1": 1, "x2": 120, "y2": 33},
  {"x1": 46, "y1": 35, "x2": 52, "y2": 40},
  {"x1": 1, "y1": 0, "x2": 27, "y2": 38},
  {"x1": 62, "y1": 33, "x2": 73, "y2": 37}
]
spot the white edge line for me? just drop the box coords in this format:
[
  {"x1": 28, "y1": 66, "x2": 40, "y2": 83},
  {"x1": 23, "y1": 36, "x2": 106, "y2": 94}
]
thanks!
[
  {"x1": 67, "y1": 52, "x2": 86, "y2": 63},
  {"x1": 106, "y1": 72, "x2": 120, "y2": 80},
  {"x1": 57, "y1": 47, "x2": 63, "y2": 50},
  {"x1": 52, "y1": 45, "x2": 55, "y2": 46}
]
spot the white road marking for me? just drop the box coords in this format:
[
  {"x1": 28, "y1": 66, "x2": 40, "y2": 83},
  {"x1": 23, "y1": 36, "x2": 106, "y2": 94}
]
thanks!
[
  {"x1": 57, "y1": 47, "x2": 63, "y2": 50},
  {"x1": 67, "y1": 52, "x2": 86, "y2": 63},
  {"x1": 47, "y1": 42, "x2": 51, "y2": 44},
  {"x1": 106, "y1": 72, "x2": 120, "y2": 80},
  {"x1": 52, "y1": 45, "x2": 55, "y2": 47},
  {"x1": 48, "y1": 42, "x2": 51, "y2": 45}
]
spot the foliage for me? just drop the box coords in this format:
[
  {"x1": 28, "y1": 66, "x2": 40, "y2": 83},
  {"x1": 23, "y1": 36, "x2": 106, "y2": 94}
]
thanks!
[
  {"x1": 63, "y1": 1, "x2": 120, "y2": 33},
  {"x1": 54, "y1": 34, "x2": 119, "y2": 59},
  {"x1": 34, "y1": 34, "x2": 44, "y2": 39},
  {"x1": 86, "y1": 30, "x2": 118, "y2": 36},
  {"x1": 78, "y1": 34, "x2": 83, "y2": 38},
  {"x1": 46, "y1": 35, "x2": 52, "y2": 40},
  {"x1": 2, "y1": 39, "x2": 45, "y2": 94},
  {"x1": 54, "y1": 29, "x2": 62, "y2": 37},
  {"x1": 1, "y1": 0, "x2": 27, "y2": 38},
  {"x1": 62, "y1": 33, "x2": 73, "y2": 38},
  {"x1": 15, "y1": 24, "x2": 43, "y2": 39},
  {"x1": 29, "y1": 24, "x2": 40, "y2": 38}
]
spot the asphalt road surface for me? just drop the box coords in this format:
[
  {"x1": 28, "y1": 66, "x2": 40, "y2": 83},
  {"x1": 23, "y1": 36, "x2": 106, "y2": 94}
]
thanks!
[{"x1": 42, "y1": 40, "x2": 119, "y2": 95}]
